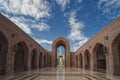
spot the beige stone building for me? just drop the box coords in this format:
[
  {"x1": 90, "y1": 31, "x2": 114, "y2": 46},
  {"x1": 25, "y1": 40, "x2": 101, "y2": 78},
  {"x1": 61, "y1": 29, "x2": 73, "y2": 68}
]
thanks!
[{"x1": 0, "y1": 13, "x2": 120, "y2": 76}]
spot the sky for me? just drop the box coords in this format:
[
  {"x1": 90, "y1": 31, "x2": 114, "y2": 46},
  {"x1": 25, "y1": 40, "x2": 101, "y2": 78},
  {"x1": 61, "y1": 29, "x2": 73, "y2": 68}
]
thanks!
[{"x1": 0, "y1": 0, "x2": 120, "y2": 51}]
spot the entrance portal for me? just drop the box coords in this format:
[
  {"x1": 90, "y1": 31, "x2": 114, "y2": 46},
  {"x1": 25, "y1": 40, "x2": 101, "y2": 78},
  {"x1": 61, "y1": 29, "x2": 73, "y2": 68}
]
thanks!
[
  {"x1": 52, "y1": 37, "x2": 70, "y2": 67},
  {"x1": 57, "y1": 46, "x2": 65, "y2": 66}
]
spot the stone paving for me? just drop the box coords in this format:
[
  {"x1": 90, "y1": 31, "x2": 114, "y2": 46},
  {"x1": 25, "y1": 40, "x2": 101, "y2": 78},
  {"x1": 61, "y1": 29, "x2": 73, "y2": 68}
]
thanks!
[{"x1": 0, "y1": 67, "x2": 120, "y2": 80}]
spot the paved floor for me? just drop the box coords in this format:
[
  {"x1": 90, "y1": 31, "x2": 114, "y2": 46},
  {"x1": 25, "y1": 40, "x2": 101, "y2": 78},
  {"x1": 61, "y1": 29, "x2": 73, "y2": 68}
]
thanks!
[{"x1": 0, "y1": 67, "x2": 120, "y2": 80}]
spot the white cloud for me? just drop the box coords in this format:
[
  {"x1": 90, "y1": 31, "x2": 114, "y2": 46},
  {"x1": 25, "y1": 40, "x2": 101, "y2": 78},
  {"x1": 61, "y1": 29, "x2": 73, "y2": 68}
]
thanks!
[
  {"x1": 78, "y1": 0, "x2": 82, "y2": 3},
  {"x1": 68, "y1": 11, "x2": 88, "y2": 51},
  {"x1": 55, "y1": 0, "x2": 82, "y2": 11},
  {"x1": 35, "y1": 39, "x2": 52, "y2": 44},
  {"x1": 71, "y1": 39, "x2": 88, "y2": 51},
  {"x1": 4, "y1": 15, "x2": 32, "y2": 34},
  {"x1": 31, "y1": 23, "x2": 50, "y2": 31},
  {"x1": 3, "y1": 14, "x2": 50, "y2": 34},
  {"x1": 0, "y1": 0, "x2": 51, "y2": 34},
  {"x1": 0, "y1": 0, "x2": 51, "y2": 19},
  {"x1": 34, "y1": 38, "x2": 52, "y2": 51},
  {"x1": 55, "y1": 0, "x2": 70, "y2": 11},
  {"x1": 68, "y1": 11, "x2": 84, "y2": 41},
  {"x1": 98, "y1": 0, "x2": 120, "y2": 18}
]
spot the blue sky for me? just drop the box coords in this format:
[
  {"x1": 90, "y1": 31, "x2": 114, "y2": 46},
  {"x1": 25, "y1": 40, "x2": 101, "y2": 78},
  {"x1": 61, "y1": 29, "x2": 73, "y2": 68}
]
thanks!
[
  {"x1": 0, "y1": 0, "x2": 120, "y2": 51},
  {"x1": 57, "y1": 46, "x2": 65, "y2": 58}
]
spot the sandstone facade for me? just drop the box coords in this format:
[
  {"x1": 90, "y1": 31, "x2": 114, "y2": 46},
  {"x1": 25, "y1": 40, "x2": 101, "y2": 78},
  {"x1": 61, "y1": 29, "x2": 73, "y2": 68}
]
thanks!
[{"x1": 0, "y1": 14, "x2": 120, "y2": 75}]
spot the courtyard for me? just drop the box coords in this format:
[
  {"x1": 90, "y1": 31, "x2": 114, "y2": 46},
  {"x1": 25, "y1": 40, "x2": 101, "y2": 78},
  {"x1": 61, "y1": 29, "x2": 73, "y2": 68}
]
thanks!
[
  {"x1": 0, "y1": 1, "x2": 120, "y2": 77},
  {"x1": 0, "y1": 67, "x2": 120, "y2": 80}
]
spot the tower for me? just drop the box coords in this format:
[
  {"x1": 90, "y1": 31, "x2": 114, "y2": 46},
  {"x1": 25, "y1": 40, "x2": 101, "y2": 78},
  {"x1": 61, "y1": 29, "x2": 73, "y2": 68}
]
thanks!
[{"x1": 60, "y1": 47, "x2": 62, "y2": 55}]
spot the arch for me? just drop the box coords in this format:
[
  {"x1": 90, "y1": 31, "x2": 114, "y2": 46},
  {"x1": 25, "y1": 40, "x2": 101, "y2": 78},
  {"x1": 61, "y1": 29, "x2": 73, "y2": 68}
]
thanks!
[
  {"x1": 84, "y1": 50, "x2": 90, "y2": 70},
  {"x1": 39, "y1": 53, "x2": 43, "y2": 68},
  {"x1": 0, "y1": 31, "x2": 8, "y2": 75},
  {"x1": 79, "y1": 53, "x2": 83, "y2": 68},
  {"x1": 57, "y1": 46, "x2": 65, "y2": 66},
  {"x1": 44, "y1": 54, "x2": 47, "y2": 67},
  {"x1": 31, "y1": 49, "x2": 37, "y2": 69},
  {"x1": 112, "y1": 33, "x2": 120, "y2": 75},
  {"x1": 93, "y1": 43, "x2": 106, "y2": 72},
  {"x1": 52, "y1": 37, "x2": 70, "y2": 67},
  {"x1": 76, "y1": 55, "x2": 79, "y2": 68},
  {"x1": 14, "y1": 41, "x2": 28, "y2": 73}
]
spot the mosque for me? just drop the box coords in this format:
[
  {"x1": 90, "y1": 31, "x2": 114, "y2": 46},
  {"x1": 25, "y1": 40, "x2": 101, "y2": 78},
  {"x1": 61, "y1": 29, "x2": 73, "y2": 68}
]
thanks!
[{"x1": 0, "y1": 13, "x2": 120, "y2": 79}]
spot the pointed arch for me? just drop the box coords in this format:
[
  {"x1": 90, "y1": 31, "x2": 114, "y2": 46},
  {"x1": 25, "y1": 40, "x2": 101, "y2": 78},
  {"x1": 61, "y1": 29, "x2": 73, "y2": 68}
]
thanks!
[
  {"x1": 44, "y1": 54, "x2": 47, "y2": 67},
  {"x1": 112, "y1": 33, "x2": 120, "y2": 75},
  {"x1": 84, "y1": 50, "x2": 90, "y2": 70},
  {"x1": 39, "y1": 52, "x2": 43, "y2": 68},
  {"x1": 0, "y1": 31, "x2": 8, "y2": 75},
  {"x1": 31, "y1": 49, "x2": 37, "y2": 69},
  {"x1": 79, "y1": 53, "x2": 83, "y2": 68},
  {"x1": 76, "y1": 55, "x2": 79, "y2": 68},
  {"x1": 14, "y1": 41, "x2": 28, "y2": 73},
  {"x1": 93, "y1": 43, "x2": 106, "y2": 72},
  {"x1": 52, "y1": 37, "x2": 70, "y2": 67}
]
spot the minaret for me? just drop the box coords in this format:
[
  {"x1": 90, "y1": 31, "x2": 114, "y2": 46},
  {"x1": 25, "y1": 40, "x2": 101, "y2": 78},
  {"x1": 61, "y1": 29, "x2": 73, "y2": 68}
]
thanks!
[
  {"x1": 60, "y1": 47, "x2": 62, "y2": 55},
  {"x1": 59, "y1": 47, "x2": 64, "y2": 59}
]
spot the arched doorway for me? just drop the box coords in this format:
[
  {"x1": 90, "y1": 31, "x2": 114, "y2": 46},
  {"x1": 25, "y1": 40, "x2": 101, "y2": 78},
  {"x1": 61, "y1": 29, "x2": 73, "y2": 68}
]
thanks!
[
  {"x1": 93, "y1": 43, "x2": 106, "y2": 72},
  {"x1": 57, "y1": 46, "x2": 65, "y2": 66},
  {"x1": 79, "y1": 53, "x2": 83, "y2": 68},
  {"x1": 84, "y1": 50, "x2": 90, "y2": 70},
  {"x1": 76, "y1": 55, "x2": 78, "y2": 68},
  {"x1": 31, "y1": 49, "x2": 37, "y2": 69},
  {"x1": 112, "y1": 34, "x2": 120, "y2": 75},
  {"x1": 52, "y1": 37, "x2": 70, "y2": 67},
  {"x1": 0, "y1": 31, "x2": 8, "y2": 75},
  {"x1": 39, "y1": 53, "x2": 43, "y2": 68},
  {"x1": 118, "y1": 43, "x2": 120, "y2": 64},
  {"x1": 44, "y1": 54, "x2": 46, "y2": 67},
  {"x1": 14, "y1": 42, "x2": 28, "y2": 73}
]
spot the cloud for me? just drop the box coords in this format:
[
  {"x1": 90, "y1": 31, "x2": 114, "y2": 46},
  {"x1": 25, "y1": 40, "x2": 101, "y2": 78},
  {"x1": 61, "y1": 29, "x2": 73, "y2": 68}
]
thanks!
[
  {"x1": 3, "y1": 14, "x2": 50, "y2": 34},
  {"x1": 31, "y1": 23, "x2": 50, "y2": 31},
  {"x1": 55, "y1": 0, "x2": 70, "y2": 11},
  {"x1": 4, "y1": 14, "x2": 32, "y2": 34},
  {"x1": 34, "y1": 38, "x2": 52, "y2": 50},
  {"x1": 35, "y1": 39, "x2": 52, "y2": 44},
  {"x1": 68, "y1": 11, "x2": 88, "y2": 51},
  {"x1": 98, "y1": 0, "x2": 120, "y2": 18},
  {"x1": 0, "y1": 0, "x2": 51, "y2": 34},
  {"x1": 0, "y1": 0, "x2": 51, "y2": 19},
  {"x1": 78, "y1": 0, "x2": 82, "y2": 3}
]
